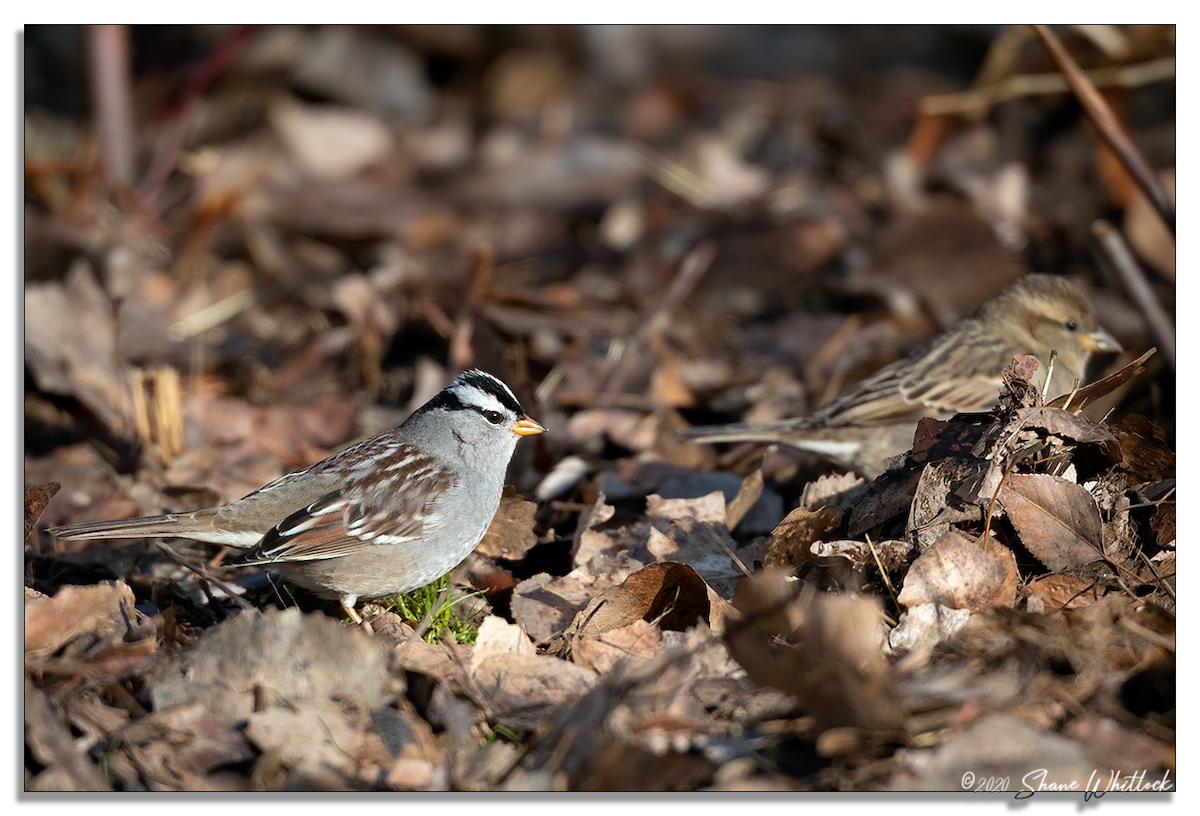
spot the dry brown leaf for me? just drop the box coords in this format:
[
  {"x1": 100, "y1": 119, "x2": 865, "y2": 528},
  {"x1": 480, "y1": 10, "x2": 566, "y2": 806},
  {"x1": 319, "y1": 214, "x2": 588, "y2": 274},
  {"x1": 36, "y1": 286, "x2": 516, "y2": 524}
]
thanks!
[
  {"x1": 724, "y1": 469, "x2": 763, "y2": 530},
  {"x1": 897, "y1": 530, "x2": 1018, "y2": 612},
  {"x1": 116, "y1": 700, "x2": 255, "y2": 789},
  {"x1": 476, "y1": 486, "x2": 539, "y2": 560},
  {"x1": 645, "y1": 490, "x2": 726, "y2": 524},
  {"x1": 469, "y1": 615, "x2": 536, "y2": 676},
  {"x1": 907, "y1": 457, "x2": 989, "y2": 549},
  {"x1": 999, "y1": 473, "x2": 1105, "y2": 572},
  {"x1": 887, "y1": 602, "x2": 972, "y2": 655},
  {"x1": 809, "y1": 538, "x2": 913, "y2": 573},
  {"x1": 644, "y1": 517, "x2": 744, "y2": 598},
  {"x1": 368, "y1": 702, "x2": 447, "y2": 791},
  {"x1": 1109, "y1": 413, "x2": 1175, "y2": 482},
  {"x1": 1022, "y1": 574, "x2": 1101, "y2": 611},
  {"x1": 148, "y1": 607, "x2": 395, "y2": 728},
  {"x1": 1150, "y1": 501, "x2": 1175, "y2": 550},
  {"x1": 245, "y1": 696, "x2": 370, "y2": 790},
  {"x1": 24, "y1": 259, "x2": 136, "y2": 441},
  {"x1": 560, "y1": 561, "x2": 711, "y2": 645},
  {"x1": 799, "y1": 471, "x2": 868, "y2": 511},
  {"x1": 764, "y1": 505, "x2": 843, "y2": 570},
  {"x1": 1045, "y1": 348, "x2": 1156, "y2": 412},
  {"x1": 1064, "y1": 714, "x2": 1175, "y2": 779},
  {"x1": 511, "y1": 554, "x2": 641, "y2": 643},
  {"x1": 1010, "y1": 405, "x2": 1116, "y2": 444},
  {"x1": 470, "y1": 652, "x2": 598, "y2": 732},
  {"x1": 571, "y1": 618, "x2": 665, "y2": 675},
  {"x1": 566, "y1": 407, "x2": 645, "y2": 454},
  {"x1": 270, "y1": 97, "x2": 392, "y2": 182},
  {"x1": 571, "y1": 493, "x2": 621, "y2": 567},
  {"x1": 725, "y1": 571, "x2": 902, "y2": 731},
  {"x1": 25, "y1": 580, "x2": 157, "y2": 664},
  {"x1": 185, "y1": 392, "x2": 358, "y2": 470},
  {"x1": 24, "y1": 678, "x2": 111, "y2": 791}
]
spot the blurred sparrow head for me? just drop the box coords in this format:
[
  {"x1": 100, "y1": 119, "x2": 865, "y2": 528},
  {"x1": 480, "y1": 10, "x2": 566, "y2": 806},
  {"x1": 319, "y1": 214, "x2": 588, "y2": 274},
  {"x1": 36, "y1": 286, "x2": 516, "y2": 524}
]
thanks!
[{"x1": 681, "y1": 274, "x2": 1121, "y2": 476}]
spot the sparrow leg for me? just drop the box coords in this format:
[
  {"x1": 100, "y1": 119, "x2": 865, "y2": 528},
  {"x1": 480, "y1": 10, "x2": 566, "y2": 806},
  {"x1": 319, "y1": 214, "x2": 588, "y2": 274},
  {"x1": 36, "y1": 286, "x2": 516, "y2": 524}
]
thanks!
[{"x1": 340, "y1": 595, "x2": 373, "y2": 635}]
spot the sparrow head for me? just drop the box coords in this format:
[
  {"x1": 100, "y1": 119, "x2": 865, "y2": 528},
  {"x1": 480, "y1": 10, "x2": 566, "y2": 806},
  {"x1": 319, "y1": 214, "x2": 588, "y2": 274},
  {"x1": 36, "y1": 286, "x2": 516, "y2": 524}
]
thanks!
[{"x1": 981, "y1": 274, "x2": 1121, "y2": 379}]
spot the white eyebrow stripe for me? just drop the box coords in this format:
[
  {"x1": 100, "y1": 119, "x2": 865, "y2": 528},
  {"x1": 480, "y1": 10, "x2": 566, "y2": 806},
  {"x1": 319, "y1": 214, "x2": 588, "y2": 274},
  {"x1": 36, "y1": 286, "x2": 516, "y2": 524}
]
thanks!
[{"x1": 450, "y1": 384, "x2": 512, "y2": 415}]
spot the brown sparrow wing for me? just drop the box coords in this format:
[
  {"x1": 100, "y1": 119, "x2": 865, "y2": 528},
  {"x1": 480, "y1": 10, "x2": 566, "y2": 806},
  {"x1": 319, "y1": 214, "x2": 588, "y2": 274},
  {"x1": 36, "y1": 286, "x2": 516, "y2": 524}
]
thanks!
[
  {"x1": 811, "y1": 325, "x2": 1015, "y2": 427},
  {"x1": 234, "y1": 445, "x2": 454, "y2": 565}
]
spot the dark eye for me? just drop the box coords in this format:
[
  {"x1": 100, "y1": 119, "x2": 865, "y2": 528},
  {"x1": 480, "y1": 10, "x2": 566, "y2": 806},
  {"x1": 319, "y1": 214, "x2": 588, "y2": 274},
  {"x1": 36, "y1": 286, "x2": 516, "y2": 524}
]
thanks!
[
  {"x1": 1065, "y1": 320, "x2": 1078, "y2": 331},
  {"x1": 482, "y1": 409, "x2": 505, "y2": 425}
]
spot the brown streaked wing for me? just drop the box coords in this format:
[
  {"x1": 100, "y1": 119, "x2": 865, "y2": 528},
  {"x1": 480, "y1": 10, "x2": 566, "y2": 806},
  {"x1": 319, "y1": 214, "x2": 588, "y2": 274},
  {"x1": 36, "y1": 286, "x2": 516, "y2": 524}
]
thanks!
[
  {"x1": 237, "y1": 450, "x2": 454, "y2": 564},
  {"x1": 818, "y1": 329, "x2": 1011, "y2": 427}
]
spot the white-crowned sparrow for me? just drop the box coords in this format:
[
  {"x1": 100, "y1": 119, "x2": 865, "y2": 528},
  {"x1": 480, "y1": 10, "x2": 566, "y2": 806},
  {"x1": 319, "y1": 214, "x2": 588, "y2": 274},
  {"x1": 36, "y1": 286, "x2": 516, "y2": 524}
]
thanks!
[
  {"x1": 680, "y1": 274, "x2": 1122, "y2": 476},
  {"x1": 50, "y1": 369, "x2": 546, "y2": 625}
]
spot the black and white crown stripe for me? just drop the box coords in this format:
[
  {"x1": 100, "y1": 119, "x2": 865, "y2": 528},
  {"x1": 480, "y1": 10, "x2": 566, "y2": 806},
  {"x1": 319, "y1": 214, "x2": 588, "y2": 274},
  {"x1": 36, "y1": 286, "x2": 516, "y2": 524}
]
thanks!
[{"x1": 425, "y1": 369, "x2": 525, "y2": 420}]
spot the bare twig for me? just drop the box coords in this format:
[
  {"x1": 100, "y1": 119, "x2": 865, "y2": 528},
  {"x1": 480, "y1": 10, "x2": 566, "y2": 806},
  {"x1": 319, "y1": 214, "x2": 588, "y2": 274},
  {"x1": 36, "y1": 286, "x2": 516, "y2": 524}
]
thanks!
[
  {"x1": 137, "y1": 25, "x2": 261, "y2": 201},
  {"x1": 87, "y1": 25, "x2": 135, "y2": 186},
  {"x1": 1032, "y1": 25, "x2": 1175, "y2": 236},
  {"x1": 1091, "y1": 220, "x2": 1176, "y2": 369},
  {"x1": 919, "y1": 56, "x2": 1175, "y2": 118},
  {"x1": 156, "y1": 541, "x2": 254, "y2": 611}
]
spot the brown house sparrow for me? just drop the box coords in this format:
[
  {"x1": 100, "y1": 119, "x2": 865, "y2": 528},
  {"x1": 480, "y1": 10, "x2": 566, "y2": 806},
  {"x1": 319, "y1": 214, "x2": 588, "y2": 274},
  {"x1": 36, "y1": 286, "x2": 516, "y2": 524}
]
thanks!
[
  {"x1": 680, "y1": 274, "x2": 1121, "y2": 477},
  {"x1": 49, "y1": 370, "x2": 546, "y2": 627}
]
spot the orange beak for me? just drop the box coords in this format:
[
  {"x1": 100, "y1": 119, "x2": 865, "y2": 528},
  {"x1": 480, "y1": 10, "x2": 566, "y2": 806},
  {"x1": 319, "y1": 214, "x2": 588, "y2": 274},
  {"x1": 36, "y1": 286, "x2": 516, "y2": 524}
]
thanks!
[{"x1": 512, "y1": 415, "x2": 547, "y2": 437}]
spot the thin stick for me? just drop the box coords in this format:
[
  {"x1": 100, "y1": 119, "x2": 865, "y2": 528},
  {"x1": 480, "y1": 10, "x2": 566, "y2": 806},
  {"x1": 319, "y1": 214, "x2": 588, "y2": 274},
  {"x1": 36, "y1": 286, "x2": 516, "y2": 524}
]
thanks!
[
  {"x1": 156, "y1": 541, "x2": 254, "y2": 611},
  {"x1": 1092, "y1": 220, "x2": 1176, "y2": 369},
  {"x1": 1032, "y1": 25, "x2": 1175, "y2": 236},
  {"x1": 87, "y1": 25, "x2": 135, "y2": 186},
  {"x1": 919, "y1": 56, "x2": 1175, "y2": 118},
  {"x1": 137, "y1": 25, "x2": 261, "y2": 201}
]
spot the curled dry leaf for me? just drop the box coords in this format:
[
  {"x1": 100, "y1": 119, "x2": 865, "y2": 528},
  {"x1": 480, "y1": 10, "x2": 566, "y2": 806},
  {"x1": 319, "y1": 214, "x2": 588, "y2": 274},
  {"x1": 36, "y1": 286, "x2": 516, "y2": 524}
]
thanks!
[
  {"x1": 725, "y1": 570, "x2": 902, "y2": 732},
  {"x1": 1045, "y1": 348, "x2": 1155, "y2": 412},
  {"x1": 764, "y1": 505, "x2": 843, "y2": 570},
  {"x1": 906, "y1": 457, "x2": 990, "y2": 549},
  {"x1": 799, "y1": 470, "x2": 867, "y2": 511},
  {"x1": 887, "y1": 602, "x2": 972, "y2": 655},
  {"x1": 25, "y1": 581, "x2": 159, "y2": 681},
  {"x1": 897, "y1": 529, "x2": 1018, "y2": 612},
  {"x1": 571, "y1": 492, "x2": 618, "y2": 567},
  {"x1": 999, "y1": 473, "x2": 1104, "y2": 572},
  {"x1": 558, "y1": 561, "x2": 711, "y2": 647},
  {"x1": 1150, "y1": 501, "x2": 1175, "y2": 550},
  {"x1": 644, "y1": 490, "x2": 726, "y2": 524},
  {"x1": 245, "y1": 697, "x2": 377, "y2": 791},
  {"x1": 24, "y1": 679, "x2": 111, "y2": 791}
]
